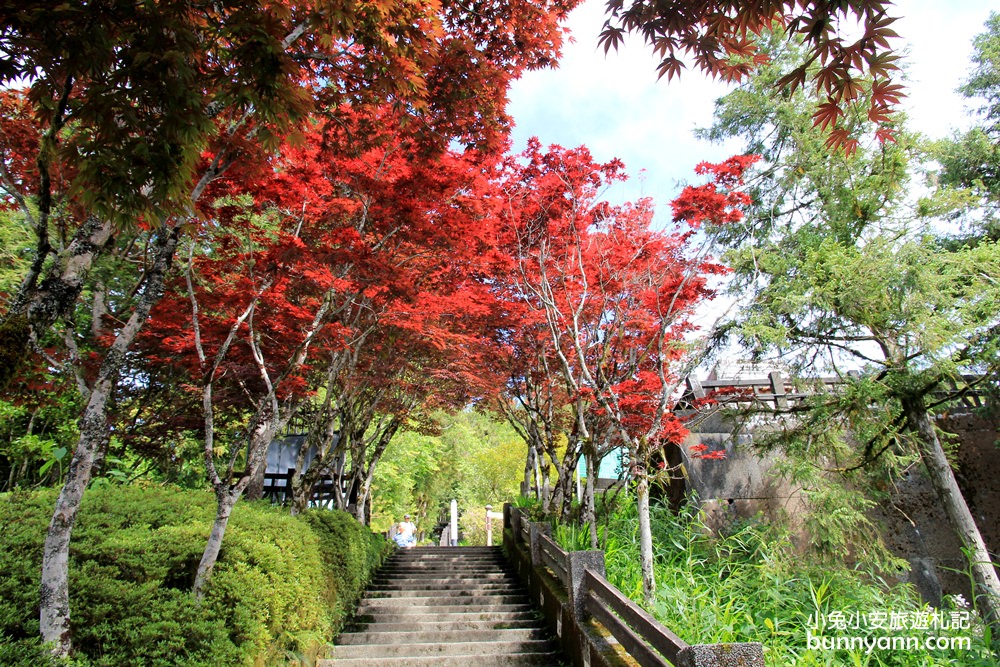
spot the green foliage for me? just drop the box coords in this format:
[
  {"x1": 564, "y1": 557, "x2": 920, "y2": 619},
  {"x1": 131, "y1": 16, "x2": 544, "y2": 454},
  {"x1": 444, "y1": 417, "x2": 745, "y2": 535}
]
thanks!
[
  {"x1": 299, "y1": 508, "x2": 392, "y2": 632},
  {"x1": 370, "y1": 426, "x2": 452, "y2": 535},
  {"x1": 925, "y1": 13, "x2": 1000, "y2": 241},
  {"x1": 0, "y1": 485, "x2": 388, "y2": 666},
  {"x1": 0, "y1": 314, "x2": 30, "y2": 393},
  {"x1": 0, "y1": 209, "x2": 33, "y2": 300},
  {"x1": 371, "y1": 409, "x2": 525, "y2": 544},
  {"x1": 961, "y1": 12, "x2": 1000, "y2": 132},
  {"x1": 553, "y1": 519, "x2": 598, "y2": 552},
  {"x1": 0, "y1": 391, "x2": 82, "y2": 491},
  {"x1": 512, "y1": 493, "x2": 546, "y2": 521},
  {"x1": 700, "y1": 22, "x2": 1000, "y2": 643},
  {"x1": 599, "y1": 498, "x2": 997, "y2": 666}
]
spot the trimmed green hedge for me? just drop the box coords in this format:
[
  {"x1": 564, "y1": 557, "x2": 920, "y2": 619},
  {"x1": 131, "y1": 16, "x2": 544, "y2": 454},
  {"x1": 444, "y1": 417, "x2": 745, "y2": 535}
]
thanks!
[{"x1": 0, "y1": 486, "x2": 390, "y2": 666}]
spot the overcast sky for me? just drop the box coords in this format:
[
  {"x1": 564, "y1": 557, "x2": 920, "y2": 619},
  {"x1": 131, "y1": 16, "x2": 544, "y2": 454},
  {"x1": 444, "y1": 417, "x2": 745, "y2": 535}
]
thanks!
[{"x1": 507, "y1": 0, "x2": 997, "y2": 216}]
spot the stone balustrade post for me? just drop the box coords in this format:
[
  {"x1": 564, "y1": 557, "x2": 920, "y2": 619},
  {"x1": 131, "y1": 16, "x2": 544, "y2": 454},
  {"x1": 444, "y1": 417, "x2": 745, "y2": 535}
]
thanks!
[
  {"x1": 486, "y1": 505, "x2": 493, "y2": 546},
  {"x1": 528, "y1": 521, "x2": 551, "y2": 567},
  {"x1": 566, "y1": 550, "x2": 605, "y2": 620},
  {"x1": 485, "y1": 505, "x2": 504, "y2": 547}
]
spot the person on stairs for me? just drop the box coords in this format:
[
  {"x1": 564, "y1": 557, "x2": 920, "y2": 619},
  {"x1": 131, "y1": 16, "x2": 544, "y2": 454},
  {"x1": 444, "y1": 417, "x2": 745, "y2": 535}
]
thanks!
[{"x1": 393, "y1": 513, "x2": 417, "y2": 548}]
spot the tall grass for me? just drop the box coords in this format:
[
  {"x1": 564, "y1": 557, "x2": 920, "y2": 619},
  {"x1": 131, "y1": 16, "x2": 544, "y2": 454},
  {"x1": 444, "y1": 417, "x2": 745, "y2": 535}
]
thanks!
[{"x1": 570, "y1": 497, "x2": 996, "y2": 666}]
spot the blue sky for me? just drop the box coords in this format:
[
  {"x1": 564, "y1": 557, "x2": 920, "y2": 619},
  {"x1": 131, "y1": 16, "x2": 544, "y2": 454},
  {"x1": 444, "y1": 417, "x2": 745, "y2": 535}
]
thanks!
[{"x1": 507, "y1": 0, "x2": 997, "y2": 216}]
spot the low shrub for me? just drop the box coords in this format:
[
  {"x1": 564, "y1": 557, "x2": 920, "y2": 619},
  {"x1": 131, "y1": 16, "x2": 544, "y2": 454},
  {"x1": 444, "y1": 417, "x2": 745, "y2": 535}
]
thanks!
[
  {"x1": 0, "y1": 485, "x2": 389, "y2": 666},
  {"x1": 299, "y1": 507, "x2": 392, "y2": 631}
]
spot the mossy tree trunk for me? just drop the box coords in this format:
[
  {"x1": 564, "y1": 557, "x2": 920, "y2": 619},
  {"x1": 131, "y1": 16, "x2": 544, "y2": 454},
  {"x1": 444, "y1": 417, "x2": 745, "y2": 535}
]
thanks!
[{"x1": 39, "y1": 226, "x2": 180, "y2": 657}]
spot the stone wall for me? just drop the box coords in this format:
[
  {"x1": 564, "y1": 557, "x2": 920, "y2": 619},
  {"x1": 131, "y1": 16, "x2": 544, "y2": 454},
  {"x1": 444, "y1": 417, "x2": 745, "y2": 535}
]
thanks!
[
  {"x1": 869, "y1": 413, "x2": 1000, "y2": 603},
  {"x1": 683, "y1": 410, "x2": 1000, "y2": 604}
]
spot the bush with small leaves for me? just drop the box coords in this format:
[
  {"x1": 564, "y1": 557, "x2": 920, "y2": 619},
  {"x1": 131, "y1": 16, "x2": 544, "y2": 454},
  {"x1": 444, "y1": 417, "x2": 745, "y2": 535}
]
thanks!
[{"x1": 0, "y1": 485, "x2": 389, "y2": 666}]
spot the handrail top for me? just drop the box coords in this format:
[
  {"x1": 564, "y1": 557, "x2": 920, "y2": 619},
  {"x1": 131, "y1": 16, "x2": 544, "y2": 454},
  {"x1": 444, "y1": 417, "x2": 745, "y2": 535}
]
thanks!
[{"x1": 537, "y1": 530, "x2": 565, "y2": 555}]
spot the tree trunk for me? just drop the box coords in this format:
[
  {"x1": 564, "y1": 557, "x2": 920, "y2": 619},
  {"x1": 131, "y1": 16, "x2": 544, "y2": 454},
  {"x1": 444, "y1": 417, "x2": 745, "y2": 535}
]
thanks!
[
  {"x1": 352, "y1": 479, "x2": 369, "y2": 524},
  {"x1": 193, "y1": 489, "x2": 238, "y2": 599},
  {"x1": 195, "y1": 408, "x2": 279, "y2": 597},
  {"x1": 636, "y1": 470, "x2": 656, "y2": 606},
  {"x1": 290, "y1": 413, "x2": 339, "y2": 515},
  {"x1": 39, "y1": 406, "x2": 108, "y2": 656},
  {"x1": 39, "y1": 225, "x2": 179, "y2": 657},
  {"x1": 289, "y1": 464, "x2": 311, "y2": 516},
  {"x1": 534, "y1": 450, "x2": 543, "y2": 501},
  {"x1": 551, "y1": 441, "x2": 582, "y2": 521},
  {"x1": 522, "y1": 441, "x2": 536, "y2": 497},
  {"x1": 541, "y1": 471, "x2": 552, "y2": 513},
  {"x1": 902, "y1": 397, "x2": 1000, "y2": 642},
  {"x1": 331, "y1": 456, "x2": 351, "y2": 512},
  {"x1": 352, "y1": 427, "x2": 396, "y2": 526},
  {"x1": 584, "y1": 444, "x2": 598, "y2": 549},
  {"x1": 244, "y1": 456, "x2": 267, "y2": 501}
]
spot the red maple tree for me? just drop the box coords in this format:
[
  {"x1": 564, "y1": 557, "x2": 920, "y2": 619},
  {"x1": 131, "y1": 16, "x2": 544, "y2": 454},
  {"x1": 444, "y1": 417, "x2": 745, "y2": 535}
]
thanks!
[
  {"x1": 0, "y1": 0, "x2": 585, "y2": 652},
  {"x1": 492, "y1": 140, "x2": 758, "y2": 599}
]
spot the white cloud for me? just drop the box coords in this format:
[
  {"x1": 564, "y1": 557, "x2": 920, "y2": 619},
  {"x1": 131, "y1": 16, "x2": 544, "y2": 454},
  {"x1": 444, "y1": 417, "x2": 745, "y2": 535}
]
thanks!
[
  {"x1": 507, "y1": 0, "x2": 739, "y2": 216},
  {"x1": 508, "y1": 0, "x2": 995, "y2": 216},
  {"x1": 895, "y1": 0, "x2": 994, "y2": 136}
]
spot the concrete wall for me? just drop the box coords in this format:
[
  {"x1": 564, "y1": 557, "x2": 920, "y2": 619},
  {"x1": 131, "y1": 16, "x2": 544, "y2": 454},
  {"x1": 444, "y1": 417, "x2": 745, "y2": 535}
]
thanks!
[
  {"x1": 869, "y1": 413, "x2": 1000, "y2": 603},
  {"x1": 682, "y1": 410, "x2": 1000, "y2": 604}
]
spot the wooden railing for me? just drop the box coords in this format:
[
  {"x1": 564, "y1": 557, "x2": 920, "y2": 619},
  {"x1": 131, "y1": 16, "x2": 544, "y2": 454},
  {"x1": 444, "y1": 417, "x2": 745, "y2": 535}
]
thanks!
[
  {"x1": 678, "y1": 370, "x2": 989, "y2": 415},
  {"x1": 537, "y1": 531, "x2": 568, "y2": 586},
  {"x1": 503, "y1": 505, "x2": 764, "y2": 667},
  {"x1": 584, "y1": 570, "x2": 690, "y2": 666}
]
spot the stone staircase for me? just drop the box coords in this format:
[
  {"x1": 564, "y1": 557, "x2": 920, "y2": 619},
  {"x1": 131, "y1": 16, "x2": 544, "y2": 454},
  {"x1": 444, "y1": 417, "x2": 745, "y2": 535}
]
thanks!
[{"x1": 321, "y1": 546, "x2": 566, "y2": 666}]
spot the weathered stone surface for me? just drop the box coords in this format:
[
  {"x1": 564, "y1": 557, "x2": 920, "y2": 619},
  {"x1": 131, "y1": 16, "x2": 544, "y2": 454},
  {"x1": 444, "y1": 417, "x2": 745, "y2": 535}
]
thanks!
[{"x1": 677, "y1": 642, "x2": 765, "y2": 667}]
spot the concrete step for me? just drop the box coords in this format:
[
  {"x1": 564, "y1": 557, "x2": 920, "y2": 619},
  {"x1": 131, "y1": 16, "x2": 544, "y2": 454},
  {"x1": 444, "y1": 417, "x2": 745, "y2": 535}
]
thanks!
[
  {"x1": 387, "y1": 554, "x2": 507, "y2": 561},
  {"x1": 388, "y1": 551, "x2": 505, "y2": 558},
  {"x1": 331, "y1": 639, "x2": 558, "y2": 659},
  {"x1": 368, "y1": 578, "x2": 524, "y2": 593},
  {"x1": 343, "y1": 618, "x2": 544, "y2": 633},
  {"x1": 319, "y1": 652, "x2": 565, "y2": 666},
  {"x1": 357, "y1": 603, "x2": 535, "y2": 617},
  {"x1": 383, "y1": 564, "x2": 509, "y2": 569},
  {"x1": 329, "y1": 546, "x2": 566, "y2": 666},
  {"x1": 396, "y1": 546, "x2": 503, "y2": 555},
  {"x1": 385, "y1": 555, "x2": 504, "y2": 563},
  {"x1": 382, "y1": 550, "x2": 506, "y2": 559},
  {"x1": 373, "y1": 568, "x2": 517, "y2": 584},
  {"x1": 336, "y1": 627, "x2": 549, "y2": 645},
  {"x1": 382, "y1": 559, "x2": 510, "y2": 566},
  {"x1": 358, "y1": 593, "x2": 529, "y2": 607},
  {"x1": 383, "y1": 550, "x2": 506, "y2": 560},
  {"x1": 364, "y1": 586, "x2": 524, "y2": 598},
  {"x1": 376, "y1": 567, "x2": 513, "y2": 575},
  {"x1": 377, "y1": 566, "x2": 512, "y2": 575},
  {"x1": 366, "y1": 577, "x2": 524, "y2": 592},
  {"x1": 350, "y1": 610, "x2": 542, "y2": 624}
]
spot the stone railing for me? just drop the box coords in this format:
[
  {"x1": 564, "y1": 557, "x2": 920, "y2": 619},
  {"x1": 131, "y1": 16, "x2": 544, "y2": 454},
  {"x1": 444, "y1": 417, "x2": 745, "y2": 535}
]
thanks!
[{"x1": 503, "y1": 504, "x2": 765, "y2": 667}]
